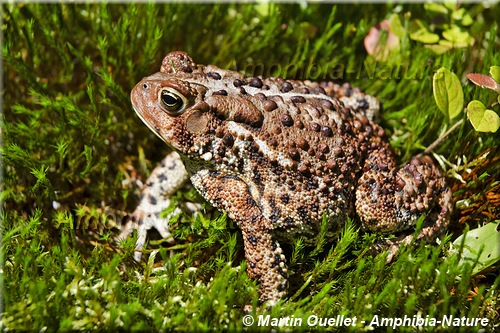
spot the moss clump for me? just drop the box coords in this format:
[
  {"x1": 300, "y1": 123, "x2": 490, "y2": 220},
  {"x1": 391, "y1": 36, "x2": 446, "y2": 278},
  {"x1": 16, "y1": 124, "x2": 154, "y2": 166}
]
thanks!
[{"x1": 2, "y1": 3, "x2": 499, "y2": 331}]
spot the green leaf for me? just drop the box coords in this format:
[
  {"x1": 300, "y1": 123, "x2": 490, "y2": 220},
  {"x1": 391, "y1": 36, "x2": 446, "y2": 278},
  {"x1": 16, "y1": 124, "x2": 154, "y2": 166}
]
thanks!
[
  {"x1": 490, "y1": 66, "x2": 500, "y2": 84},
  {"x1": 454, "y1": 222, "x2": 500, "y2": 274},
  {"x1": 452, "y1": 8, "x2": 473, "y2": 26},
  {"x1": 410, "y1": 27, "x2": 440, "y2": 44},
  {"x1": 424, "y1": 3, "x2": 449, "y2": 14},
  {"x1": 388, "y1": 14, "x2": 405, "y2": 39},
  {"x1": 254, "y1": 2, "x2": 271, "y2": 17},
  {"x1": 467, "y1": 100, "x2": 500, "y2": 133},
  {"x1": 442, "y1": 25, "x2": 473, "y2": 47},
  {"x1": 425, "y1": 44, "x2": 451, "y2": 55},
  {"x1": 443, "y1": 1, "x2": 459, "y2": 12},
  {"x1": 433, "y1": 67, "x2": 464, "y2": 120}
]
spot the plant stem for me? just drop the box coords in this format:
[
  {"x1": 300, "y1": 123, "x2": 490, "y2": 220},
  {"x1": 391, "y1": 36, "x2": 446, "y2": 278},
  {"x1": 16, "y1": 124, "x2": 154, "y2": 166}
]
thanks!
[{"x1": 417, "y1": 119, "x2": 464, "y2": 157}]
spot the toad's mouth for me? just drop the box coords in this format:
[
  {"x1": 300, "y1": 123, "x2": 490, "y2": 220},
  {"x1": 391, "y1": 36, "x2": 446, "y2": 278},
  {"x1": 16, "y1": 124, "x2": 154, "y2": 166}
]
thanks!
[{"x1": 132, "y1": 104, "x2": 166, "y2": 144}]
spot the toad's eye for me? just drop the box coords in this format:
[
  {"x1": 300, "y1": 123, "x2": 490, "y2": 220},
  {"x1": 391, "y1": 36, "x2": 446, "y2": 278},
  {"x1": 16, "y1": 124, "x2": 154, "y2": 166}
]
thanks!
[{"x1": 160, "y1": 89, "x2": 185, "y2": 115}]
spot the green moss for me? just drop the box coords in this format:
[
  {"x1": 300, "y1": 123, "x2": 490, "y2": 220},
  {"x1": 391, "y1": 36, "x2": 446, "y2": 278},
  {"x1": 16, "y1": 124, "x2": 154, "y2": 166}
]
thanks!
[{"x1": 2, "y1": 2, "x2": 499, "y2": 331}]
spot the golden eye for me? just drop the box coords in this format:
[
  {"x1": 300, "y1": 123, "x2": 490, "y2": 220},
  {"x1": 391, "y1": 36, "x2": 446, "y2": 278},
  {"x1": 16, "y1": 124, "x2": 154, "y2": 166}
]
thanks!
[{"x1": 160, "y1": 89, "x2": 185, "y2": 115}]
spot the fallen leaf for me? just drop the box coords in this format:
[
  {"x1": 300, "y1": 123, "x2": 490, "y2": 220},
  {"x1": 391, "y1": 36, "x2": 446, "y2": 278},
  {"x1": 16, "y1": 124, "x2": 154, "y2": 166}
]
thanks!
[
  {"x1": 364, "y1": 19, "x2": 400, "y2": 60},
  {"x1": 467, "y1": 73, "x2": 500, "y2": 93}
]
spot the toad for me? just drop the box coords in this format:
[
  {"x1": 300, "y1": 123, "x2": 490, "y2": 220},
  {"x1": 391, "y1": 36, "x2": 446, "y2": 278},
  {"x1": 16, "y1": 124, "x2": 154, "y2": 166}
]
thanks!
[{"x1": 120, "y1": 51, "x2": 452, "y2": 304}]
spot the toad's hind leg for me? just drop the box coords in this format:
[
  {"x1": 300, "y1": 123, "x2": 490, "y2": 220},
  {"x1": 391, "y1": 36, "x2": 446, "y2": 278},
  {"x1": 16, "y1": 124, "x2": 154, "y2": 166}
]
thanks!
[
  {"x1": 191, "y1": 170, "x2": 288, "y2": 304},
  {"x1": 355, "y1": 142, "x2": 452, "y2": 258}
]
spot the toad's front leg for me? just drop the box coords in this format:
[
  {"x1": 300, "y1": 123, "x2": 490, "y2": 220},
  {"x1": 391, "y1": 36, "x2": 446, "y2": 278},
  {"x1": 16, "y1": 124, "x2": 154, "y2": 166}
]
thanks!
[
  {"x1": 118, "y1": 151, "x2": 193, "y2": 261},
  {"x1": 191, "y1": 170, "x2": 288, "y2": 304}
]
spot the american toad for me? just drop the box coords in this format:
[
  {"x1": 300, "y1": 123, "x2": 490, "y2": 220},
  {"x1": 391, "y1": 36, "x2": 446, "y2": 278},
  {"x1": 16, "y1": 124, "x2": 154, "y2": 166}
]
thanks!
[{"x1": 120, "y1": 51, "x2": 452, "y2": 304}]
